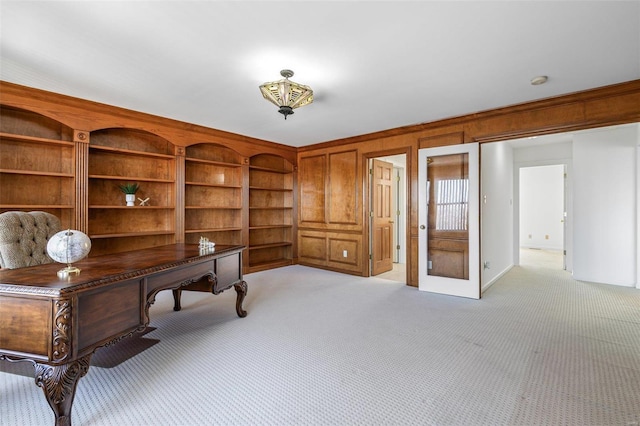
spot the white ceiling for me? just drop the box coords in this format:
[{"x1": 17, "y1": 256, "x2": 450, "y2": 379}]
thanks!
[{"x1": 1, "y1": 1, "x2": 639, "y2": 147}]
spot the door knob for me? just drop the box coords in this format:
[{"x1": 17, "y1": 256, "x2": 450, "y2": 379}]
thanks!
[{"x1": 420, "y1": 225, "x2": 426, "y2": 230}]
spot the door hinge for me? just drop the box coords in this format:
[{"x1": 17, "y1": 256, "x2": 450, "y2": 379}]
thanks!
[
  {"x1": 369, "y1": 168, "x2": 373, "y2": 175},
  {"x1": 369, "y1": 211, "x2": 374, "y2": 217},
  {"x1": 369, "y1": 254, "x2": 372, "y2": 260},
  {"x1": 396, "y1": 210, "x2": 400, "y2": 217},
  {"x1": 396, "y1": 245, "x2": 401, "y2": 250}
]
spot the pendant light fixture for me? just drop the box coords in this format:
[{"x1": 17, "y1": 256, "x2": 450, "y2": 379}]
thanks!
[{"x1": 259, "y1": 69, "x2": 313, "y2": 119}]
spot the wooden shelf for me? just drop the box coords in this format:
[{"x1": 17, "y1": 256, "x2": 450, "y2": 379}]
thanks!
[
  {"x1": 89, "y1": 205, "x2": 175, "y2": 209},
  {"x1": 247, "y1": 258, "x2": 293, "y2": 273},
  {"x1": 1, "y1": 169, "x2": 74, "y2": 178},
  {"x1": 90, "y1": 144, "x2": 174, "y2": 159},
  {"x1": 186, "y1": 157, "x2": 242, "y2": 167},
  {"x1": 185, "y1": 181, "x2": 242, "y2": 188},
  {"x1": 1, "y1": 204, "x2": 74, "y2": 210},
  {"x1": 185, "y1": 227, "x2": 243, "y2": 234},
  {"x1": 90, "y1": 230, "x2": 175, "y2": 239},
  {"x1": 249, "y1": 206, "x2": 293, "y2": 210},
  {"x1": 185, "y1": 206, "x2": 242, "y2": 210},
  {"x1": 248, "y1": 186, "x2": 293, "y2": 192},
  {"x1": 0, "y1": 132, "x2": 74, "y2": 147},
  {"x1": 249, "y1": 225, "x2": 293, "y2": 230},
  {"x1": 248, "y1": 165, "x2": 292, "y2": 174},
  {"x1": 248, "y1": 242, "x2": 292, "y2": 250},
  {"x1": 89, "y1": 174, "x2": 174, "y2": 183}
]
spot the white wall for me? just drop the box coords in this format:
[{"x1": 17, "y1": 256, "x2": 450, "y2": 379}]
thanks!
[
  {"x1": 519, "y1": 165, "x2": 565, "y2": 250},
  {"x1": 480, "y1": 142, "x2": 514, "y2": 291},
  {"x1": 573, "y1": 125, "x2": 638, "y2": 287}
]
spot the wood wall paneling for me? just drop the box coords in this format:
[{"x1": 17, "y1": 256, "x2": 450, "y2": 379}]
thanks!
[
  {"x1": 327, "y1": 234, "x2": 361, "y2": 272},
  {"x1": 328, "y1": 150, "x2": 358, "y2": 225},
  {"x1": 299, "y1": 154, "x2": 326, "y2": 224},
  {"x1": 2, "y1": 79, "x2": 639, "y2": 284}
]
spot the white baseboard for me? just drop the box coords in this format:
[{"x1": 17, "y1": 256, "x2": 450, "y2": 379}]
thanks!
[{"x1": 482, "y1": 264, "x2": 514, "y2": 293}]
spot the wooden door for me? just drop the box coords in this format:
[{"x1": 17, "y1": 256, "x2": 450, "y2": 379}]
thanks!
[
  {"x1": 372, "y1": 159, "x2": 393, "y2": 275},
  {"x1": 418, "y1": 143, "x2": 480, "y2": 299}
]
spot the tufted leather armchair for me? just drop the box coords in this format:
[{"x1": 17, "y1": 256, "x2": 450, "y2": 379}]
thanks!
[{"x1": 0, "y1": 211, "x2": 62, "y2": 269}]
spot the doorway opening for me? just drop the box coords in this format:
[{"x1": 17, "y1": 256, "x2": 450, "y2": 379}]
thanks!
[
  {"x1": 518, "y1": 164, "x2": 566, "y2": 270},
  {"x1": 367, "y1": 152, "x2": 408, "y2": 283}
]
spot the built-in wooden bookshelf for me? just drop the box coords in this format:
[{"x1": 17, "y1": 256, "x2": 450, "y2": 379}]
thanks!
[
  {"x1": 184, "y1": 143, "x2": 244, "y2": 246},
  {"x1": 88, "y1": 128, "x2": 176, "y2": 256},
  {"x1": 248, "y1": 154, "x2": 294, "y2": 272},
  {"x1": 0, "y1": 106, "x2": 76, "y2": 228}
]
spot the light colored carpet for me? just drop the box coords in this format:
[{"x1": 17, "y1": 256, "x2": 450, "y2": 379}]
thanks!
[{"x1": 1, "y1": 261, "x2": 639, "y2": 425}]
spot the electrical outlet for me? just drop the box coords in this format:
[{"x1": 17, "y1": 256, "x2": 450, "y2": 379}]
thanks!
[{"x1": 343, "y1": 250, "x2": 348, "y2": 258}]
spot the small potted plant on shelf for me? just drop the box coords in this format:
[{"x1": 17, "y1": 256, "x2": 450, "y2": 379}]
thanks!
[{"x1": 118, "y1": 183, "x2": 140, "y2": 206}]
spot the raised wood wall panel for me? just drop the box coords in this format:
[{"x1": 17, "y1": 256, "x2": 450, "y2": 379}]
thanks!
[
  {"x1": 328, "y1": 150, "x2": 358, "y2": 225},
  {"x1": 298, "y1": 232, "x2": 327, "y2": 264},
  {"x1": 327, "y1": 234, "x2": 361, "y2": 272},
  {"x1": 298, "y1": 230, "x2": 362, "y2": 273},
  {"x1": 299, "y1": 154, "x2": 326, "y2": 224}
]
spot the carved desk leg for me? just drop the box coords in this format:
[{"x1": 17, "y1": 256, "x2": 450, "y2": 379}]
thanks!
[
  {"x1": 234, "y1": 280, "x2": 248, "y2": 317},
  {"x1": 172, "y1": 288, "x2": 182, "y2": 311},
  {"x1": 34, "y1": 354, "x2": 92, "y2": 426}
]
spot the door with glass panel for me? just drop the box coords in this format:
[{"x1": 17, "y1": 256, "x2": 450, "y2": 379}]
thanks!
[{"x1": 418, "y1": 143, "x2": 480, "y2": 299}]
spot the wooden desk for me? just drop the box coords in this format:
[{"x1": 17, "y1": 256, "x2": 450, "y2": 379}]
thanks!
[{"x1": 0, "y1": 244, "x2": 247, "y2": 426}]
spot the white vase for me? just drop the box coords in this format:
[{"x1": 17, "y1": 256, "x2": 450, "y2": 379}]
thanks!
[{"x1": 125, "y1": 194, "x2": 135, "y2": 206}]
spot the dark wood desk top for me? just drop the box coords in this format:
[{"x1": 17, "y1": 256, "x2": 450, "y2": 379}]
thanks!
[{"x1": 0, "y1": 243, "x2": 244, "y2": 295}]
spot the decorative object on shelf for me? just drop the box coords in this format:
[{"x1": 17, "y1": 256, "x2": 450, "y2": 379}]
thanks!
[
  {"x1": 117, "y1": 182, "x2": 140, "y2": 206},
  {"x1": 46, "y1": 229, "x2": 92, "y2": 279},
  {"x1": 138, "y1": 197, "x2": 150, "y2": 206},
  {"x1": 259, "y1": 69, "x2": 313, "y2": 120},
  {"x1": 199, "y1": 236, "x2": 215, "y2": 255}
]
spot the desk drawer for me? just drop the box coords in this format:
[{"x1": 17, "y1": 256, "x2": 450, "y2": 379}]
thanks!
[
  {"x1": 215, "y1": 252, "x2": 242, "y2": 292},
  {"x1": 146, "y1": 260, "x2": 214, "y2": 295}
]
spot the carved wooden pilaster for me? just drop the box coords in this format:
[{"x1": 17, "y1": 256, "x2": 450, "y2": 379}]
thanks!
[
  {"x1": 175, "y1": 145, "x2": 185, "y2": 242},
  {"x1": 73, "y1": 130, "x2": 90, "y2": 233},
  {"x1": 35, "y1": 354, "x2": 91, "y2": 426}
]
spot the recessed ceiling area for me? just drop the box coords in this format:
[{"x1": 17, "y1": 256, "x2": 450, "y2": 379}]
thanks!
[{"x1": 1, "y1": 1, "x2": 639, "y2": 147}]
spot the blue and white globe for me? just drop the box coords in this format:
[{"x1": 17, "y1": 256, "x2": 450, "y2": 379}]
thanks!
[{"x1": 47, "y1": 230, "x2": 91, "y2": 265}]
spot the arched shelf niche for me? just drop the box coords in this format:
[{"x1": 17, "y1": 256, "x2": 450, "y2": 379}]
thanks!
[
  {"x1": 88, "y1": 127, "x2": 176, "y2": 255},
  {"x1": 248, "y1": 153, "x2": 294, "y2": 272},
  {"x1": 0, "y1": 105, "x2": 76, "y2": 227},
  {"x1": 184, "y1": 142, "x2": 245, "y2": 246}
]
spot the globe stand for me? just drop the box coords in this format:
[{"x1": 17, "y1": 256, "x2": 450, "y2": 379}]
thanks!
[
  {"x1": 57, "y1": 264, "x2": 81, "y2": 279},
  {"x1": 47, "y1": 229, "x2": 91, "y2": 280}
]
